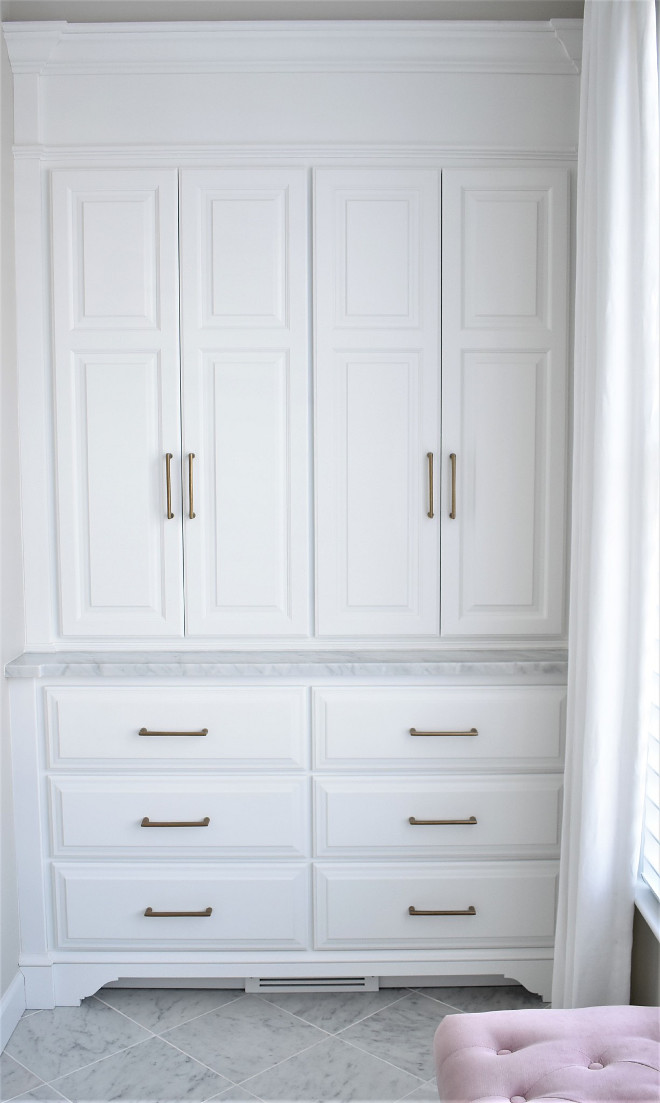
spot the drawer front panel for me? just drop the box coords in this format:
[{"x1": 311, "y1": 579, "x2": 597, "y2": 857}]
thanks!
[
  {"x1": 54, "y1": 864, "x2": 309, "y2": 948},
  {"x1": 47, "y1": 688, "x2": 307, "y2": 767},
  {"x1": 314, "y1": 776, "x2": 562, "y2": 857},
  {"x1": 315, "y1": 862, "x2": 558, "y2": 949},
  {"x1": 314, "y1": 687, "x2": 564, "y2": 769},
  {"x1": 51, "y1": 777, "x2": 309, "y2": 857}
]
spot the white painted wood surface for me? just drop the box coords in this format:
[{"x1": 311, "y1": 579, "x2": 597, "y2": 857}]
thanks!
[
  {"x1": 51, "y1": 170, "x2": 184, "y2": 637},
  {"x1": 441, "y1": 169, "x2": 569, "y2": 636},
  {"x1": 315, "y1": 861, "x2": 559, "y2": 948},
  {"x1": 314, "y1": 169, "x2": 440, "y2": 636},
  {"x1": 180, "y1": 169, "x2": 310, "y2": 637}
]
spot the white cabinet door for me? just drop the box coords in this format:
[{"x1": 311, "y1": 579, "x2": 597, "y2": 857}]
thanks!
[
  {"x1": 52, "y1": 170, "x2": 183, "y2": 637},
  {"x1": 441, "y1": 169, "x2": 569, "y2": 636},
  {"x1": 179, "y1": 170, "x2": 310, "y2": 637},
  {"x1": 314, "y1": 169, "x2": 440, "y2": 637}
]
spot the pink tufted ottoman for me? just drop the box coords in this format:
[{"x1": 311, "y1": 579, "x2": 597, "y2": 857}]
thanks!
[{"x1": 433, "y1": 1003, "x2": 660, "y2": 1102}]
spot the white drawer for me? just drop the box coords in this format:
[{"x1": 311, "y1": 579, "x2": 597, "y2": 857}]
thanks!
[
  {"x1": 314, "y1": 861, "x2": 558, "y2": 949},
  {"x1": 53, "y1": 864, "x2": 309, "y2": 948},
  {"x1": 50, "y1": 777, "x2": 309, "y2": 857},
  {"x1": 314, "y1": 687, "x2": 564, "y2": 770},
  {"x1": 46, "y1": 687, "x2": 307, "y2": 768},
  {"x1": 314, "y1": 776, "x2": 562, "y2": 858}
]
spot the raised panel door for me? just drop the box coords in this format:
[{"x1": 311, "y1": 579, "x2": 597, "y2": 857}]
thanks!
[
  {"x1": 51, "y1": 170, "x2": 183, "y2": 637},
  {"x1": 180, "y1": 170, "x2": 309, "y2": 637},
  {"x1": 441, "y1": 169, "x2": 569, "y2": 636},
  {"x1": 314, "y1": 169, "x2": 440, "y2": 637}
]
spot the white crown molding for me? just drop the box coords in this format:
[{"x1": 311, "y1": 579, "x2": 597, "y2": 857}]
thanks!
[{"x1": 2, "y1": 18, "x2": 583, "y2": 76}]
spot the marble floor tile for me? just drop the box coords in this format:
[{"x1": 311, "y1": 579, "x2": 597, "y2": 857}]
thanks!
[
  {"x1": 416, "y1": 984, "x2": 546, "y2": 1012},
  {"x1": 208, "y1": 1089, "x2": 260, "y2": 1102},
  {"x1": 51, "y1": 1036, "x2": 231, "y2": 1103},
  {"x1": 1, "y1": 1053, "x2": 43, "y2": 1101},
  {"x1": 162, "y1": 995, "x2": 326, "y2": 1084},
  {"x1": 243, "y1": 1035, "x2": 421, "y2": 1102},
  {"x1": 257, "y1": 990, "x2": 409, "y2": 1034},
  {"x1": 11, "y1": 1089, "x2": 69, "y2": 1102},
  {"x1": 399, "y1": 1078, "x2": 439, "y2": 1101},
  {"x1": 96, "y1": 988, "x2": 243, "y2": 1034},
  {"x1": 4, "y1": 998, "x2": 151, "y2": 1084},
  {"x1": 337, "y1": 993, "x2": 457, "y2": 1081}
]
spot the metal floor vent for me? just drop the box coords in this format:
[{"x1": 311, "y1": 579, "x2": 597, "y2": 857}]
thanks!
[{"x1": 245, "y1": 976, "x2": 379, "y2": 994}]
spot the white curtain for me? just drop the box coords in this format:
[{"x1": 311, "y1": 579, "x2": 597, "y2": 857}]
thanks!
[{"x1": 552, "y1": 0, "x2": 660, "y2": 1008}]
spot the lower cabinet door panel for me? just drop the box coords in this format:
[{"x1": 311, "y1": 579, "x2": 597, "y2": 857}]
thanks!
[
  {"x1": 314, "y1": 862, "x2": 558, "y2": 949},
  {"x1": 50, "y1": 777, "x2": 309, "y2": 857},
  {"x1": 314, "y1": 776, "x2": 562, "y2": 857},
  {"x1": 54, "y1": 864, "x2": 309, "y2": 948}
]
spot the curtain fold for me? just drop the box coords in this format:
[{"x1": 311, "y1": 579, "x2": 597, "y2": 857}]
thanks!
[{"x1": 552, "y1": 0, "x2": 660, "y2": 1009}]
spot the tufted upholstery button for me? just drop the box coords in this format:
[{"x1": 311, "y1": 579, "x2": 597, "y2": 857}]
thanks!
[
  {"x1": 588, "y1": 1062, "x2": 604, "y2": 1070},
  {"x1": 497, "y1": 1049, "x2": 512, "y2": 1055}
]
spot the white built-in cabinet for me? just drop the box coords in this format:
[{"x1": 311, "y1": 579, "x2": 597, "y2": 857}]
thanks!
[{"x1": 51, "y1": 164, "x2": 568, "y2": 641}]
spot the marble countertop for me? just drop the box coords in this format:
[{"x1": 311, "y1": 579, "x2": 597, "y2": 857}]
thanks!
[{"x1": 5, "y1": 649, "x2": 568, "y2": 680}]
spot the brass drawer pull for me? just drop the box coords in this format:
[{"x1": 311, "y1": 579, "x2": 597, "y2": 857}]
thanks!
[
  {"x1": 408, "y1": 816, "x2": 477, "y2": 826},
  {"x1": 165, "y1": 453, "x2": 174, "y2": 519},
  {"x1": 449, "y1": 452, "x2": 457, "y2": 519},
  {"x1": 138, "y1": 728, "x2": 208, "y2": 737},
  {"x1": 409, "y1": 727, "x2": 478, "y2": 737},
  {"x1": 409, "y1": 905, "x2": 476, "y2": 917},
  {"x1": 188, "y1": 452, "x2": 196, "y2": 519},
  {"x1": 144, "y1": 907, "x2": 212, "y2": 918},
  {"x1": 426, "y1": 452, "x2": 434, "y2": 518},
  {"x1": 141, "y1": 817, "x2": 210, "y2": 828}
]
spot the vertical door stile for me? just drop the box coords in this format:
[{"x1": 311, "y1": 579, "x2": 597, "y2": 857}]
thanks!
[
  {"x1": 314, "y1": 168, "x2": 441, "y2": 638},
  {"x1": 51, "y1": 168, "x2": 184, "y2": 638},
  {"x1": 180, "y1": 168, "x2": 310, "y2": 638}
]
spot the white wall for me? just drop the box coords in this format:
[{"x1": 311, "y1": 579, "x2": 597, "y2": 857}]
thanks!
[{"x1": 1, "y1": 3, "x2": 23, "y2": 1001}]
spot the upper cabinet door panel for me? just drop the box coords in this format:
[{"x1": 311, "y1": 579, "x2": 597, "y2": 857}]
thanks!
[
  {"x1": 314, "y1": 169, "x2": 440, "y2": 638},
  {"x1": 52, "y1": 170, "x2": 183, "y2": 637},
  {"x1": 441, "y1": 169, "x2": 569, "y2": 637},
  {"x1": 180, "y1": 169, "x2": 309, "y2": 637}
]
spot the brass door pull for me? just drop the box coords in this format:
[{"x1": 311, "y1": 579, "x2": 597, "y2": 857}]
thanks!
[
  {"x1": 408, "y1": 816, "x2": 477, "y2": 826},
  {"x1": 409, "y1": 727, "x2": 478, "y2": 737},
  {"x1": 426, "y1": 452, "x2": 434, "y2": 518},
  {"x1": 449, "y1": 453, "x2": 457, "y2": 519},
  {"x1": 408, "y1": 905, "x2": 476, "y2": 917},
  {"x1": 165, "y1": 453, "x2": 174, "y2": 519},
  {"x1": 188, "y1": 452, "x2": 196, "y2": 519},
  {"x1": 141, "y1": 817, "x2": 210, "y2": 828},
  {"x1": 144, "y1": 907, "x2": 212, "y2": 918},
  {"x1": 138, "y1": 728, "x2": 208, "y2": 737}
]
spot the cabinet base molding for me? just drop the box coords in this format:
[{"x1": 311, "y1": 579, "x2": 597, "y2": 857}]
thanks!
[{"x1": 19, "y1": 956, "x2": 554, "y2": 1008}]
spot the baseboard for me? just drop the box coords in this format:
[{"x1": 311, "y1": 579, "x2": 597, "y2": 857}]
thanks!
[{"x1": 1, "y1": 971, "x2": 26, "y2": 1051}]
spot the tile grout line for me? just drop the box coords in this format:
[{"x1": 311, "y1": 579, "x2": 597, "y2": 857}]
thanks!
[
  {"x1": 337, "y1": 1032, "x2": 431, "y2": 1084},
  {"x1": 252, "y1": 988, "x2": 413, "y2": 1036},
  {"x1": 93, "y1": 990, "x2": 247, "y2": 1037}
]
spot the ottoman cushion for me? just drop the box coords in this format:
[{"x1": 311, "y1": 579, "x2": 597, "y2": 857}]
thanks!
[{"x1": 433, "y1": 1004, "x2": 660, "y2": 1102}]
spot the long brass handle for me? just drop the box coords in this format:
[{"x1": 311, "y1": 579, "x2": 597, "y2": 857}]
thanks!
[
  {"x1": 141, "y1": 817, "x2": 210, "y2": 828},
  {"x1": 410, "y1": 727, "x2": 478, "y2": 737},
  {"x1": 188, "y1": 453, "x2": 196, "y2": 519},
  {"x1": 165, "y1": 453, "x2": 174, "y2": 520},
  {"x1": 408, "y1": 816, "x2": 477, "y2": 826},
  {"x1": 449, "y1": 453, "x2": 457, "y2": 519},
  {"x1": 144, "y1": 907, "x2": 212, "y2": 918},
  {"x1": 408, "y1": 905, "x2": 476, "y2": 917},
  {"x1": 138, "y1": 728, "x2": 208, "y2": 737},
  {"x1": 426, "y1": 452, "x2": 434, "y2": 518}
]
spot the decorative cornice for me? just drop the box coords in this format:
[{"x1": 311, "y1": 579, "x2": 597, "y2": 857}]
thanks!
[{"x1": 2, "y1": 19, "x2": 583, "y2": 77}]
